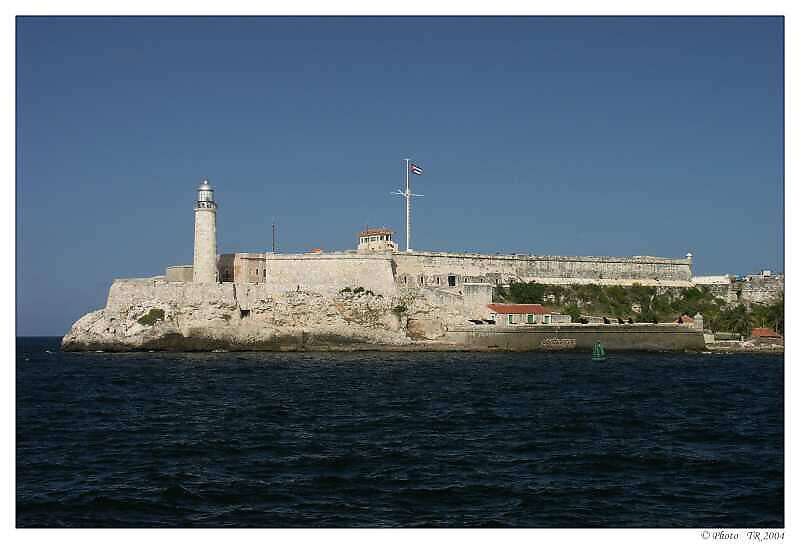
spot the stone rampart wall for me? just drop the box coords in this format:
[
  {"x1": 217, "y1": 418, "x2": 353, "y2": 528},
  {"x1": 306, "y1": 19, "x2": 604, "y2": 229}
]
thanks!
[
  {"x1": 739, "y1": 276, "x2": 784, "y2": 305},
  {"x1": 392, "y1": 251, "x2": 693, "y2": 288},
  {"x1": 106, "y1": 278, "x2": 237, "y2": 313},
  {"x1": 165, "y1": 265, "x2": 193, "y2": 282},
  {"x1": 445, "y1": 324, "x2": 705, "y2": 351},
  {"x1": 262, "y1": 253, "x2": 397, "y2": 297}
]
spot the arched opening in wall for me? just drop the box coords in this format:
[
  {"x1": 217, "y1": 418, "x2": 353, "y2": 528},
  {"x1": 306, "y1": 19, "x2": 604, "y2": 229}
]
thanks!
[
  {"x1": 419, "y1": 275, "x2": 424, "y2": 286},
  {"x1": 448, "y1": 275, "x2": 456, "y2": 287},
  {"x1": 240, "y1": 309, "x2": 250, "y2": 319}
]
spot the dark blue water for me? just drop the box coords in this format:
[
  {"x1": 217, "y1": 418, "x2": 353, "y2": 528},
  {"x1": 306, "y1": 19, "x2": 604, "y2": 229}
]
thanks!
[{"x1": 17, "y1": 337, "x2": 783, "y2": 527}]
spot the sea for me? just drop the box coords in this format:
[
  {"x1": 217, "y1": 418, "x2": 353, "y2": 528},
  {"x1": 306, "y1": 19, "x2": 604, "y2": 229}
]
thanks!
[{"x1": 16, "y1": 336, "x2": 784, "y2": 528}]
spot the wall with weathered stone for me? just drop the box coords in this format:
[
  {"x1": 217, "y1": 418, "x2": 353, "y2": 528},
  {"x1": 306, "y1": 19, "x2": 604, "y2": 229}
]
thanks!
[
  {"x1": 165, "y1": 265, "x2": 193, "y2": 282},
  {"x1": 217, "y1": 252, "x2": 398, "y2": 296},
  {"x1": 392, "y1": 251, "x2": 693, "y2": 288},
  {"x1": 262, "y1": 253, "x2": 397, "y2": 297},
  {"x1": 445, "y1": 324, "x2": 705, "y2": 351},
  {"x1": 218, "y1": 250, "x2": 693, "y2": 291},
  {"x1": 739, "y1": 275, "x2": 784, "y2": 305}
]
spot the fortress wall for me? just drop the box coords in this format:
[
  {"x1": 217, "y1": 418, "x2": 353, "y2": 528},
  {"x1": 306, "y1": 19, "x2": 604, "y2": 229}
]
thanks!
[
  {"x1": 445, "y1": 324, "x2": 705, "y2": 351},
  {"x1": 165, "y1": 265, "x2": 193, "y2": 282},
  {"x1": 106, "y1": 278, "x2": 237, "y2": 314},
  {"x1": 262, "y1": 253, "x2": 397, "y2": 297},
  {"x1": 740, "y1": 276, "x2": 784, "y2": 305},
  {"x1": 392, "y1": 252, "x2": 693, "y2": 288}
]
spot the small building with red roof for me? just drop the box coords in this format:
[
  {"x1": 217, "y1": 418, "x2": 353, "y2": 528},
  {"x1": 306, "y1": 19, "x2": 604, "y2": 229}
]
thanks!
[
  {"x1": 749, "y1": 327, "x2": 783, "y2": 346},
  {"x1": 751, "y1": 327, "x2": 781, "y2": 338}
]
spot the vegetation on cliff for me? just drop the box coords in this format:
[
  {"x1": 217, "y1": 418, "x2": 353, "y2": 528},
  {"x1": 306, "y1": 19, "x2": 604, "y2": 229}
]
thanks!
[
  {"x1": 137, "y1": 308, "x2": 165, "y2": 326},
  {"x1": 494, "y1": 282, "x2": 783, "y2": 336}
]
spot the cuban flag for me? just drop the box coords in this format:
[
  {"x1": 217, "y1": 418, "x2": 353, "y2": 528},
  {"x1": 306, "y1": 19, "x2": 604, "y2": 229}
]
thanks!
[{"x1": 409, "y1": 163, "x2": 424, "y2": 175}]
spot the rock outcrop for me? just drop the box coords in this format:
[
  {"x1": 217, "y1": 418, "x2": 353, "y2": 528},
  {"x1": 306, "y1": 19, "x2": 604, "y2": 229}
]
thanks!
[{"x1": 61, "y1": 278, "x2": 456, "y2": 352}]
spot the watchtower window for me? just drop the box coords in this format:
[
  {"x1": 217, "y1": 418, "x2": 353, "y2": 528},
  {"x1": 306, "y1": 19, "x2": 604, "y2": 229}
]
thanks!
[{"x1": 448, "y1": 275, "x2": 456, "y2": 287}]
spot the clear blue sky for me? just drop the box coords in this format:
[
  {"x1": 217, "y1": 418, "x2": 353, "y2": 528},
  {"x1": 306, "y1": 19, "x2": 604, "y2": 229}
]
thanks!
[{"x1": 17, "y1": 16, "x2": 784, "y2": 336}]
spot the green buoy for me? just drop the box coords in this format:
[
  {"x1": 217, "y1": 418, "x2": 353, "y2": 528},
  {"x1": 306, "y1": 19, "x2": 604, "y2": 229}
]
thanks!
[{"x1": 592, "y1": 341, "x2": 607, "y2": 361}]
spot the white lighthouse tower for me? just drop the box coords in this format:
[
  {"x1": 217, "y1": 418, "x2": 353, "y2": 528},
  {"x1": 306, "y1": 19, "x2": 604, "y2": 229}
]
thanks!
[{"x1": 193, "y1": 177, "x2": 218, "y2": 283}]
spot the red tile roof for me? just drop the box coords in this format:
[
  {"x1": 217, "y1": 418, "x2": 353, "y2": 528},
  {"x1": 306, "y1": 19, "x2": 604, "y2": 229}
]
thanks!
[
  {"x1": 751, "y1": 327, "x2": 781, "y2": 338},
  {"x1": 488, "y1": 303, "x2": 550, "y2": 314}
]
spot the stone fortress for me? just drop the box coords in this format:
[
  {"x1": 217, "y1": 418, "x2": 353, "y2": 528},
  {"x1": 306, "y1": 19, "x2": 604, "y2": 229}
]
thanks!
[
  {"x1": 167, "y1": 178, "x2": 696, "y2": 299},
  {"x1": 61, "y1": 177, "x2": 778, "y2": 352}
]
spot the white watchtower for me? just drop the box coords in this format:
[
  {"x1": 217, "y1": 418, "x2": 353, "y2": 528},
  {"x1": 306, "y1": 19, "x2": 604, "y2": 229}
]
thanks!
[{"x1": 193, "y1": 177, "x2": 218, "y2": 283}]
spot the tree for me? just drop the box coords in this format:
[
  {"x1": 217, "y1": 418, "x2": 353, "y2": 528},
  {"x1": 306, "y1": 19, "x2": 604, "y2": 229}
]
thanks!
[
  {"x1": 717, "y1": 304, "x2": 753, "y2": 337},
  {"x1": 563, "y1": 304, "x2": 582, "y2": 323},
  {"x1": 508, "y1": 282, "x2": 546, "y2": 304}
]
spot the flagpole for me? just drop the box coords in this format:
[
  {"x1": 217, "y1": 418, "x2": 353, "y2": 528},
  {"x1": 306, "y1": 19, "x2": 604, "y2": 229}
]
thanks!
[{"x1": 405, "y1": 158, "x2": 411, "y2": 252}]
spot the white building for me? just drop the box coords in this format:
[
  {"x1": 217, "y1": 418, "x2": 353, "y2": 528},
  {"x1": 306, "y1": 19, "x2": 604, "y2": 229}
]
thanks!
[{"x1": 487, "y1": 303, "x2": 571, "y2": 326}]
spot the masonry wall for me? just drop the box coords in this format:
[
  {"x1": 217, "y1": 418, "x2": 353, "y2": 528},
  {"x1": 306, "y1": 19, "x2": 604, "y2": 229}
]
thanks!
[
  {"x1": 106, "y1": 278, "x2": 236, "y2": 313},
  {"x1": 261, "y1": 253, "x2": 397, "y2": 297},
  {"x1": 445, "y1": 324, "x2": 705, "y2": 351},
  {"x1": 392, "y1": 251, "x2": 693, "y2": 288},
  {"x1": 165, "y1": 265, "x2": 193, "y2": 282},
  {"x1": 739, "y1": 276, "x2": 784, "y2": 305}
]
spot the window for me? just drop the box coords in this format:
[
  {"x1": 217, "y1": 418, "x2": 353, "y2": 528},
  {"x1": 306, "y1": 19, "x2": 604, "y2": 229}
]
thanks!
[
  {"x1": 527, "y1": 314, "x2": 534, "y2": 324},
  {"x1": 419, "y1": 275, "x2": 424, "y2": 285},
  {"x1": 448, "y1": 275, "x2": 456, "y2": 287},
  {"x1": 371, "y1": 236, "x2": 377, "y2": 242},
  {"x1": 508, "y1": 314, "x2": 514, "y2": 325},
  {"x1": 543, "y1": 315, "x2": 551, "y2": 324}
]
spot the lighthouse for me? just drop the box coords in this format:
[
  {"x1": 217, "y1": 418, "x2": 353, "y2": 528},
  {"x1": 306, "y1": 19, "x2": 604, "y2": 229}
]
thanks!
[{"x1": 193, "y1": 177, "x2": 218, "y2": 283}]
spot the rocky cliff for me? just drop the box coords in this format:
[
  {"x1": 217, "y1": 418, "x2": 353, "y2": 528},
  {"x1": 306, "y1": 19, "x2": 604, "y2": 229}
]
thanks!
[{"x1": 61, "y1": 279, "x2": 457, "y2": 352}]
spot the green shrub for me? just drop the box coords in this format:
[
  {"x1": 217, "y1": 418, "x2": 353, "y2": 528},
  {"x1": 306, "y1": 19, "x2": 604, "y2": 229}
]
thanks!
[{"x1": 137, "y1": 308, "x2": 165, "y2": 326}]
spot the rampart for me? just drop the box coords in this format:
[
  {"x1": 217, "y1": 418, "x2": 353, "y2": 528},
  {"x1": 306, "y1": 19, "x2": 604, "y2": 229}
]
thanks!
[
  {"x1": 445, "y1": 323, "x2": 705, "y2": 351},
  {"x1": 220, "y1": 253, "x2": 398, "y2": 297},
  {"x1": 215, "y1": 250, "x2": 693, "y2": 292},
  {"x1": 392, "y1": 251, "x2": 693, "y2": 289}
]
